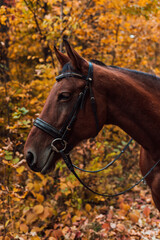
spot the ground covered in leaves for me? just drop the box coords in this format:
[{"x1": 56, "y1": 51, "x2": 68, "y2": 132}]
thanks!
[
  {"x1": 1, "y1": 152, "x2": 160, "y2": 239},
  {"x1": 1, "y1": 126, "x2": 160, "y2": 239},
  {"x1": 60, "y1": 188, "x2": 160, "y2": 240},
  {"x1": 15, "y1": 187, "x2": 160, "y2": 240}
]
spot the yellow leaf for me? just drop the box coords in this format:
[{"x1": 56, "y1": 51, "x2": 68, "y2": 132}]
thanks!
[
  {"x1": 27, "y1": 182, "x2": 33, "y2": 191},
  {"x1": 16, "y1": 166, "x2": 25, "y2": 174},
  {"x1": 34, "y1": 181, "x2": 41, "y2": 192},
  {"x1": 32, "y1": 34, "x2": 37, "y2": 40},
  {"x1": 31, "y1": 237, "x2": 41, "y2": 240},
  {"x1": 60, "y1": 211, "x2": 67, "y2": 216},
  {"x1": 72, "y1": 215, "x2": 80, "y2": 223},
  {"x1": 33, "y1": 204, "x2": 44, "y2": 215},
  {"x1": 85, "y1": 204, "x2": 92, "y2": 212},
  {"x1": 0, "y1": 15, "x2": 7, "y2": 25}
]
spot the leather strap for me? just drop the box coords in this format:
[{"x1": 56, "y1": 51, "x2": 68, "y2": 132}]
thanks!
[{"x1": 34, "y1": 118, "x2": 62, "y2": 138}]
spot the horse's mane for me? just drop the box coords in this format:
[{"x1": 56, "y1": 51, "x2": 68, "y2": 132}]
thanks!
[
  {"x1": 60, "y1": 59, "x2": 160, "y2": 82},
  {"x1": 90, "y1": 59, "x2": 159, "y2": 81}
]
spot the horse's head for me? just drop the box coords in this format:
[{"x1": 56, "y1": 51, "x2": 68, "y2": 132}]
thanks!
[{"x1": 24, "y1": 40, "x2": 107, "y2": 174}]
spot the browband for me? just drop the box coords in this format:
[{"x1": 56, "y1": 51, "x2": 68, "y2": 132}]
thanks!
[{"x1": 56, "y1": 62, "x2": 93, "y2": 82}]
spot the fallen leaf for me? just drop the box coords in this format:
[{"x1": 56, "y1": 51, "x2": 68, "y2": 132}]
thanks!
[
  {"x1": 36, "y1": 193, "x2": 44, "y2": 203},
  {"x1": 52, "y1": 229, "x2": 63, "y2": 239},
  {"x1": 110, "y1": 223, "x2": 116, "y2": 229},
  {"x1": 143, "y1": 206, "x2": 150, "y2": 218},
  {"x1": 20, "y1": 223, "x2": 28, "y2": 233},
  {"x1": 30, "y1": 237, "x2": 41, "y2": 240},
  {"x1": 102, "y1": 222, "x2": 110, "y2": 231},
  {"x1": 72, "y1": 215, "x2": 80, "y2": 223},
  {"x1": 16, "y1": 166, "x2": 25, "y2": 174},
  {"x1": 116, "y1": 223, "x2": 126, "y2": 232},
  {"x1": 45, "y1": 229, "x2": 54, "y2": 238},
  {"x1": 33, "y1": 204, "x2": 44, "y2": 215},
  {"x1": 107, "y1": 208, "x2": 113, "y2": 221},
  {"x1": 128, "y1": 212, "x2": 139, "y2": 223},
  {"x1": 39, "y1": 207, "x2": 54, "y2": 220},
  {"x1": 120, "y1": 202, "x2": 130, "y2": 212},
  {"x1": 26, "y1": 212, "x2": 38, "y2": 225},
  {"x1": 85, "y1": 204, "x2": 92, "y2": 212}
]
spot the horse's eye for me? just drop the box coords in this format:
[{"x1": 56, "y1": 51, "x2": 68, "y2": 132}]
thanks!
[{"x1": 58, "y1": 92, "x2": 71, "y2": 101}]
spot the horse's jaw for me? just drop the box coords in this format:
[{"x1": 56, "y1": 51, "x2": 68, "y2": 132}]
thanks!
[{"x1": 40, "y1": 150, "x2": 56, "y2": 174}]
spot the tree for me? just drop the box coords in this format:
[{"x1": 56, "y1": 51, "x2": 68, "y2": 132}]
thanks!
[{"x1": 0, "y1": 0, "x2": 159, "y2": 238}]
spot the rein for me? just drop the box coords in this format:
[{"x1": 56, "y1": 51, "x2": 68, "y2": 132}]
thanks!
[{"x1": 34, "y1": 62, "x2": 160, "y2": 197}]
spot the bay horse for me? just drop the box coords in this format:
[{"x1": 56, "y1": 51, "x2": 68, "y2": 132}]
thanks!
[{"x1": 24, "y1": 40, "x2": 160, "y2": 210}]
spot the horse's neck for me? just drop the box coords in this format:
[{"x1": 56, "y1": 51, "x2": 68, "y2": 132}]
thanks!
[{"x1": 95, "y1": 65, "x2": 160, "y2": 154}]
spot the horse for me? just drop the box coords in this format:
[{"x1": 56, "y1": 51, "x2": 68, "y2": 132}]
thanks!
[{"x1": 24, "y1": 40, "x2": 160, "y2": 210}]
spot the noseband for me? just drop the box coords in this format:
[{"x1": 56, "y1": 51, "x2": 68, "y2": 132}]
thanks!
[{"x1": 33, "y1": 62, "x2": 160, "y2": 197}]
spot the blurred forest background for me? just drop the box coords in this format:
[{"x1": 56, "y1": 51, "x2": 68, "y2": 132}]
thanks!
[{"x1": 0, "y1": 0, "x2": 160, "y2": 239}]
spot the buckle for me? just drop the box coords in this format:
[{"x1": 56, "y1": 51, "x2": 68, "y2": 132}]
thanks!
[{"x1": 51, "y1": 138, "x2": 67, "y2": 153}]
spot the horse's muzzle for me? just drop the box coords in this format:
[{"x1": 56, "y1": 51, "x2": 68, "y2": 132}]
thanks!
[
  {"x1": 26, "y1": 149, "x2": 55, "y2": 174},
  {"x1": 26, "y1": 151, "x2": 40, "y2": 172}
]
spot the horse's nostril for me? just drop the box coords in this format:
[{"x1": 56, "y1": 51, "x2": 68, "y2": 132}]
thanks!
[{"x1": 26, "y1": 151, "x2": 36, "y2": 167}]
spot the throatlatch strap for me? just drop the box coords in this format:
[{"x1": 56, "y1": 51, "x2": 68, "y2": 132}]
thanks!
[{"x1": 89, "y1": 81, "x2": 99, "y2": 133}]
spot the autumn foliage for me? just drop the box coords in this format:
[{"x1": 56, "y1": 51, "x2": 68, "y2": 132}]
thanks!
[{"x1": 0, "y1": 0, "x2": 160, "y2": 239}]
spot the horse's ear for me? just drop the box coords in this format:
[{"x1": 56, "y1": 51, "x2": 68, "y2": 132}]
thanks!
[
  {"x1": 63, "y1": 39, "x2": 87, "y2": 70},
  {"x1": 54, "y1": 45, "x2": 69, "y2": 67}
]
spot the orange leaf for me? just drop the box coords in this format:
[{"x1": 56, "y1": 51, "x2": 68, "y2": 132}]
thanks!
[
  {"x1": 120, "y1": 202, "x2": 130, "y2": 212},
  {"x1": 143, "y1": 206, "x2": 150, "y2": 218},
  {"x1": 26, "y1": 212, "x2": 38, "y2": 225},
  {"x1": 53, "y1": 229, "x2": 63, "y2": 239},
  {"x1": 36, "y1": 193, "x2": 44, "y2": 203},
  {"x1": 129, "y1": 212, "x2": 139, "y2": 223},
  {"x1": 107, "y1": 208, "x2": 113, "y2": 221},
  {"x1": 33, "y1": 204, "x2": 44, "y2": 215},
  {"x1": 116, "y1": 223, "x2": 126, "y2": 232},
  {"x1": 20, "y1": 223, "x2": 28, "y2": 233},
  {"x1": 39, "y1": 207, "x2": 54, "y2": 220},
  {"x1": 102, "y1": 222, "x2": 110, "y2": 231}
]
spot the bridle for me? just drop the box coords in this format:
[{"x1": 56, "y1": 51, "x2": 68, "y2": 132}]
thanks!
[
  {"x1": 34, "y1": 62, "x2": 99, "y2": 153},
  {"x1": 34, "y1": 62, "x2": 160, "y2": 197}
]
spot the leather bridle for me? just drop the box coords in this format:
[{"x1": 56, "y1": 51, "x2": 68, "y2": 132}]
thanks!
[
  {"x1": 33, "y1": 62, "x2": 160, "y2": 197},
  {"x1": 34, "y1": 62, "x2": 99, "y2": 154}
]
